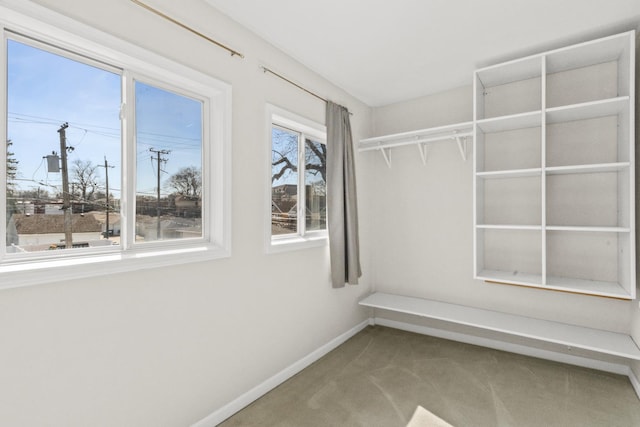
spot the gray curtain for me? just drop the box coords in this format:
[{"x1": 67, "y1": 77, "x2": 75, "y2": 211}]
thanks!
[{"x1": 326, "y1": 101, "x2": 361, "y2": 288}]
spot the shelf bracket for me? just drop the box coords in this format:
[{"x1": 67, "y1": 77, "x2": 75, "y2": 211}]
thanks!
[
  {"x1": 417, "y1": 143, "x2": 428, "y2": 165},
  {"x1": 454, "y1": 134, "x2": 467, "y2": 161},
  {"x1": 380, "y1": 147, "x2": 392, "y2": 168}
]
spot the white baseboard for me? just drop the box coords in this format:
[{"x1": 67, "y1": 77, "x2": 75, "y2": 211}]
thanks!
[
  {"x1": 191, "y1": 319, "x2": 370, "y2": 427},
  {"x1": 373, "y1": 317, "x2": 631, "y2": 376}
]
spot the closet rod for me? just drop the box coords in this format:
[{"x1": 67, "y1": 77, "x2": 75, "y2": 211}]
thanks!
[
  {"x1": 261, "y1": 66, "x2": 352, "y2": 115},
  {"x1": 130, "y1": 0, "x2": 244, "y2": 58}
]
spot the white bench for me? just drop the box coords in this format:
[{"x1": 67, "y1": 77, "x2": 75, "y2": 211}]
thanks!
[{"x1": 359, "y1": 292, "x2": 640, "y2": 360}]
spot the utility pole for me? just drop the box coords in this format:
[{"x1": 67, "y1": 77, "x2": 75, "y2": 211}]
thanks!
[
  {"x1": 149, "y1": 148, "x2": 170, "y2": 239},
  {"x1": 58, "y1": 123, "x2": 73, "y2": 249},
  {"x1": 99, "y1": 156, "x2": 115, "y2": 240}
]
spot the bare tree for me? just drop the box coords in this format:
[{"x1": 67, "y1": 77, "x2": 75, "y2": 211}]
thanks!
[
  {"x1": 166, "y1": 166, "x2": 201, "y2": 198},
  {"x1": 6, "y1": 139, "x2": 18, "y2": 192},
  {"x1": 6, "y1": 139, "x2": 19, "y2": 217},
  {"x1": 272, "y1": 138, "x2": 326, "y2": 183},
  {"x1": 71, "y1": 159, "x2": 100, "y2": 202}
]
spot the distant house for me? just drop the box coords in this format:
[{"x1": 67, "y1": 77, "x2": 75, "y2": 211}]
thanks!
[
  {"x1": 272, "y1": 184, "x2": 297, "y2": 200},
  {"x1": 174, "y1": 195, "x2": 201, "y2": 218},
  {"x1": 135, "y1": 215, "x2": 201, "y2": 241},
  {"x1": 44, "y1": 202, "x2": 64, "y2": 215},
  {"x1": 14, "y1": 201, "x2": 34, "y2": 215},
  {"x1": 272, "y1": 184, "x2": 298, "y2": 216},
  {"x1": 10, "y1": 213, "x2": 103, "y2": 251}
]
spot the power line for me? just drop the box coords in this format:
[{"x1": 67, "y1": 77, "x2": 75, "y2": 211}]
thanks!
[{"x1": 9, "y1": 111, "x2": 201, "y2": 143}]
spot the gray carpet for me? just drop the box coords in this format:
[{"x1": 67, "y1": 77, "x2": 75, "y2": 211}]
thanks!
[{"x1": 219, "y1": 326, "x2": 640, "y2": 426}]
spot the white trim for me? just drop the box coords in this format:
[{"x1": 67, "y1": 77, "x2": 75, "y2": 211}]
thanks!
[
  {"x1": 373, "y1": 317, "x2": 630, "y2": 375},
  {"x1": 267, "y1": 233, "x2": 328, "y2": 254},
  {"x1": 269, "y1": 104, "x2": 326, "y2": 141},
  {"x1": 0, "y1": 0, "x2": 232, "y2": 288},
  {"x1": 191, "y1": 319, "x2": 370, "y2": 427},
  {"x1": 0, "y1": 245, "x2": 229, "y2": 290}
]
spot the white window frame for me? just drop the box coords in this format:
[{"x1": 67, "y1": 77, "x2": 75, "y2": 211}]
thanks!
[
  {"x1": 0, "y1": 1, "x2": 231, "y2": 289},
  {"x1": 266, "y1": 104, "x2": 327, "y2": 253}
]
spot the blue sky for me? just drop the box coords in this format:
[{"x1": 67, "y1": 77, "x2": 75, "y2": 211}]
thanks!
[{"x1": 7, "y1": 38, "x2": 202, "y2": 200}]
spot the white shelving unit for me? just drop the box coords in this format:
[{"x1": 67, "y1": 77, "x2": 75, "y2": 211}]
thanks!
[
  {"x1": 473, "y1": 31, "x2": 636, "y2": 299},
  {"x1": 359, "y1": 121, "x2": 473, "y2": 167}
]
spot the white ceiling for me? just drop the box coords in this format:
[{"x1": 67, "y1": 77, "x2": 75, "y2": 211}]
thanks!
[{"x1": 204, "y1": 0, "x2": 640, "y2": 107}]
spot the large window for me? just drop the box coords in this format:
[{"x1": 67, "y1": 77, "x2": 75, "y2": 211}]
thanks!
[
  {"x1": 0, "y1": 4, "x2": 231, "y2": 288},
  {"x1": 268, "y1": 105, "x2": 327, "y2": 251}
]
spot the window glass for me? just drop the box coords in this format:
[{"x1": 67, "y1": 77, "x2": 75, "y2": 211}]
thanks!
[
  {"x1": 304, "y1": 138, "x2": 326, "y2": 232},
  {"x1": 134, "y1": 81, "x2": 203, "y2": 242},
  {"x1": 6, "y1": 39, "x2": 121, "y2": 253},
  {"x1": 271, "y1": 126, "x2": 299, "y2": 236}
]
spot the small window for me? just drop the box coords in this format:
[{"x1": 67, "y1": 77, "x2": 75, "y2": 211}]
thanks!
[{"x1": 268, "y1": 105, "x2": 327, "y2": 252}]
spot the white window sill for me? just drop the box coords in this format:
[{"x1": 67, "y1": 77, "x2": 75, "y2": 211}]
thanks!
[
  {"x1": 267, "y1": 234, "x2": 328, "y2": 254},
  {"x1": 0, "y1": 244, "x2": 230, "y2": 290}
]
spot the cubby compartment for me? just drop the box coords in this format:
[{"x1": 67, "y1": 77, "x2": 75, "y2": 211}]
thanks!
[
  {"x1": 545, "y1": 32, "x2": 633, "y2": 108},
  {"x1": 478, "y1": 176, "x2": 541, "y2": 226},
  {"x1": 546, "y1": 116, "x2": 620, "y2": 167},
  {"x1": 546, "y1": 171, "x2": 626, "y2": 228},
  {"x1": 546, "y1": 61, "x2": 619, "y2": 107},
  {"x1": 475, "y1": 56, "x2": 542, "y2": 120},
  {"x1": 477, "y1": 126, "x2": 541, "y2": 172},
  {"x1": 546, "y1": 230, "x2": 632, "y2": 297},
  {"x1": 476, "y1": 228, "x2": 542, "y2": 285}
]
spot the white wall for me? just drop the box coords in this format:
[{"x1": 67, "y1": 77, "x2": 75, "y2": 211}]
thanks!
[
  {"x1": 0, "y1": 1, "x2": 372, "y2": 426},
  {"x1": 363, "y1": 84, "x2": 636, "y2": 335}
]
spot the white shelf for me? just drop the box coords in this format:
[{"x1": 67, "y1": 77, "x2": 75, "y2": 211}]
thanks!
[
  {"x1": 479, "y1": 225, "x2": 630, "y2": 233},
  {"x1": 478, "y1": 250, "x2": 632, "y2": 300},
  {"x1": 546, "y1": 226, "x2": 630, "y2": 233},
  {"x1": 360, "y1": 121, "x2": 473, "y2": 147},
  {"x1": 476, "y1": 269, "x2": 543, "y2": 287},
  {"x1": 476, "y1": 111, "x2": 541, "y2": 133},
  {"x1": 476, "y1": 168, "x2": 542, "y2": 179},
  {"x1": 546, "y1": 97, "x2": 629, "y2": 124},
  {"x1": 545, "y1": 276, "x2": 632, "y2": 299},
  {"x1": 360, "y1": 292, "x2": 640, "y2": 359},
  {"x1": 477, "y1": 224, "x2": 542, "y2": 230},
  {"x1": 476, "y1": 55, "x2": 542, "y2": 88},
  {"x1": 545, "y1": 162, "x2": 629, "y2": 175},
  {"x1": 359, "y1": 121, "x2": 472, "y2": 167}
]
